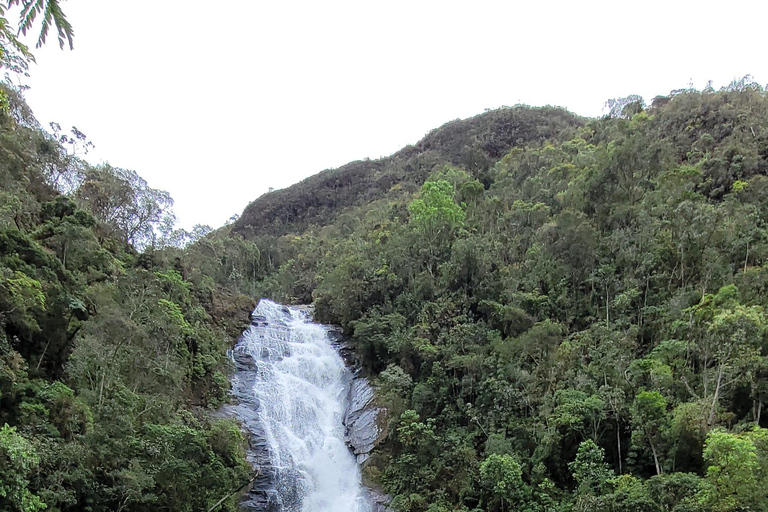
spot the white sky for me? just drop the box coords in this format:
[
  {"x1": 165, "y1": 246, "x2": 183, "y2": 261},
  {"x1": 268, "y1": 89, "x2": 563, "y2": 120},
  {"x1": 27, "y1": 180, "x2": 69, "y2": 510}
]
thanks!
[{"x1": 16, "y1": 0, "x2": 768, "y2": 229}]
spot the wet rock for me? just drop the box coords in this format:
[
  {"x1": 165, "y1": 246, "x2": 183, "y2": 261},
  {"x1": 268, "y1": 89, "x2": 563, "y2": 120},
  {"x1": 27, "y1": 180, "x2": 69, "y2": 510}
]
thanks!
[
  {"x1": 233, "y1": 351, "x2": 258, "y2": 371},
  {"x1": 293, "y1": 304, "x2": 315, "y2": 316},
  {"x1": 331, "y1": 333, "x2": 363, "y2": 372},
  {"x1": 218, "y1": 398, "x2": 278, "y2": 511},
  {"x1": 222, "y1": 330, "x2": 281, "y2": 511},
  {"x1": 250, "y1": 314, "x2": 267, "y2": 325},
  {"x1": 342, "y1": 376, "x2": 387, "y2": 465},
  {"x1": 349, "y1": 409, "x2": 379, "y2": 458},
  {"x1": 241, "y1": 466, "x2": 282, "y2": 512},
  {"x1": 366, "y1": 488, "x2": 395, "y2": 512}
]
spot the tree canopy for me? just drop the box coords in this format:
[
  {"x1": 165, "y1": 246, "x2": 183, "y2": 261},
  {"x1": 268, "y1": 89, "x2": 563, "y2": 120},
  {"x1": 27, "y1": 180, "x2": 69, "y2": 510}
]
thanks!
[
  {"x1": 218, "y1": 79, "x2": 768, "y2": 512},
  {"x1": 3, "y1": 65, "x2": 768, "y2": 511}
]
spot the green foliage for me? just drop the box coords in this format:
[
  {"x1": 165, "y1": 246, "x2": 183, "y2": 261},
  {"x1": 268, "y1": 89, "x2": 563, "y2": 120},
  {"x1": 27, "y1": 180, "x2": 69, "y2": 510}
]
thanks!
[
  {"x1": 631, "y1": 390, "x2": 670, "y2": 475},
  {"x1": 157, "y1": 298, "x2": 194, "y2": 338},
  {"x1": 11, "y1": 0, "x2": 74, "y2": 50},
  {"x1": 479, "y1": 453, "x2": 527, "y2": 511},
  {"x1": 409, "y1": 179, "x2": 466, "y2": 233},
  {"x1": 0, "y1": 424, "x2": 44, "y2": 512},
  {"x1": 0, "y1": 268, "x2": 45, "y2": 313},
  {"x1": 0, "y1": 90, "x2": 251, "y2": 512},
  {"x1": 75, "y1": 164, "x2": 174, "y2": 250},
  {"x1": 222, "y1": 83, "x2": 768, "y2": 511},
  {"x1": 552, "y1": 389, "x2": 605, "y2": 440},
  {"x1": 408, "y1": 179, "x2": 466, "y2": 274},
  {"x1": 6, "y1": 77, "x2": 768, "y2": 512},
  {"x1": 0, "y1": 4, "x2": 35, "y2": 77},
  {"x1": 697, "y1": 428, "x2": 767, "y2": 512},
  {"x1": 569, "y1": 440, "x2": 614, "y2": 496},
  {"x1": 0, "y1": 1, "x2": 72, "y2": 111}
]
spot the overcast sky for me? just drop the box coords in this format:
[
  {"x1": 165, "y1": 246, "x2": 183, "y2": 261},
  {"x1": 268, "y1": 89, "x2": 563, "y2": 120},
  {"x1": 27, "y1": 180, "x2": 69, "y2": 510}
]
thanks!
[{"x1": 16, "y1": 0, "x2": 768, "y2": 229}]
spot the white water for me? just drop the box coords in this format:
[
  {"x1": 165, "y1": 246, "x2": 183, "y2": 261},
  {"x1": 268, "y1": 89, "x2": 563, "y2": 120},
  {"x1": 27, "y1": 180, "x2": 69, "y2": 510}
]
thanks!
[{"x1": 236, "y1": 299, "x2": 371, "y2": 512}]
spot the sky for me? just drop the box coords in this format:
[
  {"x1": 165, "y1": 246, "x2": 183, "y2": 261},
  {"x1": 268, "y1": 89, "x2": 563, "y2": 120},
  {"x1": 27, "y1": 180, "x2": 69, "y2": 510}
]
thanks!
[{"x1": 15, "y1": 0, "x2": 768, "y2": 230}]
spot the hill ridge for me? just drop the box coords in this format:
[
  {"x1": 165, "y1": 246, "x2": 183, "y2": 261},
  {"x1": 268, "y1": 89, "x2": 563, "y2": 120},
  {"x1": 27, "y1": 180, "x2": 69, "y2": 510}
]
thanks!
[{"x1": 232, "y1": 105, "x2": 584, "y2": 237}]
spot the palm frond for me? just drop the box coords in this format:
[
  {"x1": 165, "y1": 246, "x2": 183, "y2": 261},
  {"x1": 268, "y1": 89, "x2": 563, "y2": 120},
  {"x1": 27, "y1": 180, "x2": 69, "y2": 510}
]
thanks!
[
  {"x1": 41, "y1": 0, "x2": 73, "y2": 49},
  {"x1": 18, "y1": 0, "x2": 44, "y2": 36},
  {"x1": 16, "y1": 0, "x2": 74, "y2": 50}
]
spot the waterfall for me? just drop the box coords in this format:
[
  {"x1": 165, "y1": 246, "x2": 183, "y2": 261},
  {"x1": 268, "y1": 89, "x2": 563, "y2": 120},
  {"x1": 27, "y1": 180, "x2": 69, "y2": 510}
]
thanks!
[{"x1": 229, "y1": 299, "x2": 372, "y2": 512}]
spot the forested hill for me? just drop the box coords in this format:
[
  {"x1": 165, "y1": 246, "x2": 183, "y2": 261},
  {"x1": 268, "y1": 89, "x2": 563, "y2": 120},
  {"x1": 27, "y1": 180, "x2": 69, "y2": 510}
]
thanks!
[
  {"x1": 3, "y1": 76, "x2": 768, "y2": 512},
  {"x1": 0, "y1": 87, "x2": 254, "y2": 512},
  {"x1": 231, "y1": 106, "x2": 583, "y2": 237},
  {"x1": 219, "y1": 80, "x2": 768, "y2": 512}
]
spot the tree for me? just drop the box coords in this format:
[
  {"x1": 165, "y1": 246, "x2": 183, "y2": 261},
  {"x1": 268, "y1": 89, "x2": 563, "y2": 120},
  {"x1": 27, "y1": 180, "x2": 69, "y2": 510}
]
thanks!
[
  {"x1": 480, "y1": 453, "x2": 526, "y2": 512},
  {"x1": 630, "y1": 390, "x2": 669, "y2": 475},
  {"x1": 408, "y1": 179, "x2": 465, "y2": 273},
  {"x1": 75, "y1": 165, "x2": 174, "y2": 250},
  {"x1": 0, "y1": 424, "x2": 45, "y2": 512},
  {"x1": 683, "y1": 285, "x2": 766, "y2": 426},
  {"x1": 569, "y1": 440, "x2": 614, "y2": 496},
  {"x1": 605, "y1": 95, "x2": 645, "y2": 119},
  {"x1": 408, "y1": 178, "x2": 465, "y2": 229},
  {"x1": 697, "y1": 429, "x2": 764, "y2": 512},
  {"x1": 552, "y1": 389, "x2": 606, "y2": 441}
]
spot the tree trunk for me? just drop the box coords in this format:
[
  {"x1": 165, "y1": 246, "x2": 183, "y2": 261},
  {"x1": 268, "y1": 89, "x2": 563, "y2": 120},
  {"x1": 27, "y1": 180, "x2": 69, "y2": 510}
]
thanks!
[
  {"x1": 207, "y1": 473, "x2": 259, "y2": 512},
  {"x1": 35, "y1": 337, "x2": 53, "y2": 371},
  {"x1": 649, "y1": 440, "x2": 662, "y2": 475},
  {"x1": 616, "y1": 421, "x2": 622, "y2": 474},
  {"x1": 709, "y1": 365, "x2": 724, "y2": 426},
  {"x1": 745, "y1": 239, "x2": 749, "y2": 272}
]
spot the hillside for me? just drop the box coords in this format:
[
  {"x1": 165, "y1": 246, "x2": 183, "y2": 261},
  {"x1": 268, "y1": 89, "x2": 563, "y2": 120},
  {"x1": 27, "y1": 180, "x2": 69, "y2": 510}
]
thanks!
[
  {"x1": 232, "y1": 106, "x2": 584, "y2": 238},
  {"x1": 0, "y1": 86, "x2": 253, "y2": 512},
  {"x1": 2, "y1": 78, "x2": 768, "y2": 512},
  {"x1": 215, "y1": 80, "x2": 768, "y2": 512}
]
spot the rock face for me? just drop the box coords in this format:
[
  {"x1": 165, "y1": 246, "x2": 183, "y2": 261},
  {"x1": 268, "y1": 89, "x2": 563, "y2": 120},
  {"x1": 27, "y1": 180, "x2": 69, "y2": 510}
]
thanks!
[
  {"x1": 220, "y1": 342, "x2": 283, "y2": 511},
  {"x1": 331, "y1": 330, "x2": 388, "y2": 465},
  {"x1": 366, "y1": 488, "x2": 396, "y2": 512},
  {"x1": 333, "y1": 332, "x2": 394, "y2": 511},
  {"x1": 343, "y1": 376, "x2": 383, "y2": 464}
]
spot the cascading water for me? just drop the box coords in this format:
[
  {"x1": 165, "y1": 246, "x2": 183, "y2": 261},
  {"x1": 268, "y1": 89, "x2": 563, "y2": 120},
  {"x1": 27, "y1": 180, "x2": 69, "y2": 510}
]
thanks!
[{"x1": 229, "y1": 299, "x2": 372, "y2": 512}]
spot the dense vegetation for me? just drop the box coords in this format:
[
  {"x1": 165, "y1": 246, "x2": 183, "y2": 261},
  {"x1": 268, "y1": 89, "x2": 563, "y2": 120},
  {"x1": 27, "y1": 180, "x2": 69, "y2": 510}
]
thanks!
[
  {"x1": 0, "y1": 86, "x2": 255, "y2": 512},
  {"x1": 2, "y1": 2, "x2": 764, "y2": 511},
  {"x1": 215, "y1": 79, "x2": 768, "y2": 512},
  {"x1": 3, "y1": 45, "x2": 768, "y2": 510}
]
